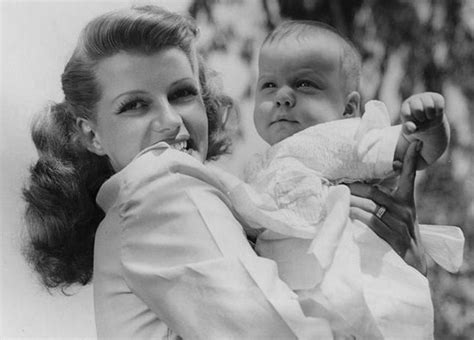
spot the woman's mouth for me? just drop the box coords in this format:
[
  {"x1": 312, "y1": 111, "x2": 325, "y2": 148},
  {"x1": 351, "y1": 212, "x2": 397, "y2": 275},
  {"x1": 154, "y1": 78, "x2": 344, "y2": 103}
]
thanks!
[
  {"x1": 169, "y1": 140, "x2": 188, "y2": 151},
  {"x1": 168, "y1": 139, "x2": 197, "y2": 156}
]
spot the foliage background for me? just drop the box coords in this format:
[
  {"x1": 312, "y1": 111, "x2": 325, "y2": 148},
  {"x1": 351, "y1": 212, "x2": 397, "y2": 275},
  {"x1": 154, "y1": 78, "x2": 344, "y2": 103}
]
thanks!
[{"x1": 0, "y1": 0, "x2": 472, "y2": 338}]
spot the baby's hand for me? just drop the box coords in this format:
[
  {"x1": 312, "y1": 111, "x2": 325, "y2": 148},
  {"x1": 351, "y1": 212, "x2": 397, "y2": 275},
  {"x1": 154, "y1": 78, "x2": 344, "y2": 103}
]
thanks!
[
  {"x1": 400, "y1": 92, "x2": 445, "y2": 134},
  {"x1": 399, "y1": 92, "x2": 449, "y2": 168}
]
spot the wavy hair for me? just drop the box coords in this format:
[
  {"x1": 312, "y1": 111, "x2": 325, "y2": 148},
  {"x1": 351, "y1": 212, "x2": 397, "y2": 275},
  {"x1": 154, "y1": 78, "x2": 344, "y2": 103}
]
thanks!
[{"x1": 22, "y1": 5, "x2": 232, "y2": 291}]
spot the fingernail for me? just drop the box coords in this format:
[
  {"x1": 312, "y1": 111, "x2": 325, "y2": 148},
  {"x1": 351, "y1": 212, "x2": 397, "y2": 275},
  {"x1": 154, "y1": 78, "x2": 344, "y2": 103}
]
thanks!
[{"x1": 416, "y1": 141, "x2": 423, "y2": 151}]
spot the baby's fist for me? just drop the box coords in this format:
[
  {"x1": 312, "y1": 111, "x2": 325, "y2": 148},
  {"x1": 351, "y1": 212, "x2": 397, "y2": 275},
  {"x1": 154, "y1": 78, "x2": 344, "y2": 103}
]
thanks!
[
  {"x1": 400, "y1": 92, "x2": 445, "y2": 135},
  {"x1": 400, "y1": 92, "x2": 449, "y2": 167}
]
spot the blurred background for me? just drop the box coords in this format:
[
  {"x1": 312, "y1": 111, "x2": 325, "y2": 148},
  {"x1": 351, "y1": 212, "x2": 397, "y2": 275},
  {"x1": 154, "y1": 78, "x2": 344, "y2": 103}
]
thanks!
[{"x1": 1, "y1": 0, "x2": 473, "y2": 338}]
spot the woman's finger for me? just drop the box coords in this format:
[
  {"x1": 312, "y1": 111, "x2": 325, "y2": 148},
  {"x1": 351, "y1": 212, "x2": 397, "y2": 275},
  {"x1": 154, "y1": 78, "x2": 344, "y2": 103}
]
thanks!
[
  {"x1": 349, "y1": 193, "x2": 378, "y2": 213},
  {"x1": 393, "y1": 141, "x2": 420, "y2": 202},
  {"x1": 349, "y1": 207, "x2": 407, "y2": 256},
  {"x1": 349, "y1": 183, "x2": 400, "y2": 211},
  {"x1": 375, "y1": 208, "x2": 411, "y2": 244},
  {"x1": 350, "y1": 189, "x2": 413, "y2": 236}
]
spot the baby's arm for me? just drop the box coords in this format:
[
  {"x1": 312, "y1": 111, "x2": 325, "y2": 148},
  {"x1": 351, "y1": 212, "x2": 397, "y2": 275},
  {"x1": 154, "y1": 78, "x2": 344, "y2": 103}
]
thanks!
[{"x1": 393, "y1": 92, "x2": 449, "y2": 169}]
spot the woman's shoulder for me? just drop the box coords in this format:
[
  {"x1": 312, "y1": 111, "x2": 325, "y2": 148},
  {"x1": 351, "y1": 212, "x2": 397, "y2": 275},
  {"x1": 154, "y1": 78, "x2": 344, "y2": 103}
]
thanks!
[
  {"x1": 95, "y1": 145, "x2": 220, "y2": 254},
  {"x1": 96, "y1": 145, "x2": 201, "y2": 213},
  {"x1": 124, "y1": 143, "x2": 204, "y2": 179}
]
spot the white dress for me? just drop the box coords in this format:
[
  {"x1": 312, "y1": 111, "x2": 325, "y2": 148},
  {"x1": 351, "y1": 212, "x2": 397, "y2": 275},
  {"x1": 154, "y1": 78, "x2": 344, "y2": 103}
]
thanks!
[{"x1": 208, "y1": 101, "x2": 465, "y2": 339}]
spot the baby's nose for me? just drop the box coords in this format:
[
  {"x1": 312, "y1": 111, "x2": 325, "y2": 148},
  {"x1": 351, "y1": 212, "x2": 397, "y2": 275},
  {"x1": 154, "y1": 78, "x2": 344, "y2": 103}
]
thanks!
[
  {"x1": 275, "y1": 87, "x2": 295, "y2": 108},
  {"x1": 276, "y1": 98, "x2": 294, "y2": 107}
]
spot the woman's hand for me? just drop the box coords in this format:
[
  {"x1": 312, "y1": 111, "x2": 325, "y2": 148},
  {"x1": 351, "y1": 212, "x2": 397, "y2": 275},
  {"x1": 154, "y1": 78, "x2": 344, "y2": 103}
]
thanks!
[{"x1": 348, "y1": 141, "x2": 427, "y2": 275}]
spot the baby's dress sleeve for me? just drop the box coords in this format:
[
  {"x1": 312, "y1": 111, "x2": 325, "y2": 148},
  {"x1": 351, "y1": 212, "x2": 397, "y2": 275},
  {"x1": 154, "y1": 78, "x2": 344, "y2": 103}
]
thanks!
[{"x1": 117, "y1": 148, "x2": 333, "y2": 340}]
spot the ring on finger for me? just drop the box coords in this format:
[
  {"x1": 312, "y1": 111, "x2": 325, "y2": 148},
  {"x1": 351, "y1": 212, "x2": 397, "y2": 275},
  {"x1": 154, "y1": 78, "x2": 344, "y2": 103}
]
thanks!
[{"x1": 375, "y1": 205, "x2": 387, "y2": 219}]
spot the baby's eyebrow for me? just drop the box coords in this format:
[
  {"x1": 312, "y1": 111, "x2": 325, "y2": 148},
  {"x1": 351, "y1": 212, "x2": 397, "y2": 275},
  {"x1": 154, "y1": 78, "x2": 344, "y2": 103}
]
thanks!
[
  {"x1": 292, "y1": 68, "x2": 319, "y2": 76},
  {"x1": 292, "y1": 69, "x2": 327, "y2": 81},
  {"x1": 257, "y1": 74, "x2": 273, "y2": 82}
]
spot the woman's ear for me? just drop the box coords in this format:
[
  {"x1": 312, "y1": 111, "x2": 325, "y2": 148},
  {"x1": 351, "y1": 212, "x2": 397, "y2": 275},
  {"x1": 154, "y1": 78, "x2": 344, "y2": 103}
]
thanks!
[
  {"x1": 343, "y1": 91, "x2": 361, "y2": 118},
  {"x1": 76, "y1": 118, "x2": 106, "y2": 156}
]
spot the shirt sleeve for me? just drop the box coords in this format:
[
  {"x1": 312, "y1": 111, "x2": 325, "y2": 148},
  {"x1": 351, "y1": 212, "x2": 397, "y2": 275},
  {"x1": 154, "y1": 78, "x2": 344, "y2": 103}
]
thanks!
[
  {"x1": 355, "y1": 101, "x2": 401, "y2": 179},
  {"x1": 118, "y1": 150, "x2": 333, "y2": 340}
]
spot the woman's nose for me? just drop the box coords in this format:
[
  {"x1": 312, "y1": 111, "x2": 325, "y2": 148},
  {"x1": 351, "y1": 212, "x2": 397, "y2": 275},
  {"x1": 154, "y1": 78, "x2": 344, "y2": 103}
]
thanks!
[
  {"x1": 151, "y1": 104, "x2": 182, "y2": 136},
  {"x1": 274, "y1": 87, "x2": 295, "y2": 108}
]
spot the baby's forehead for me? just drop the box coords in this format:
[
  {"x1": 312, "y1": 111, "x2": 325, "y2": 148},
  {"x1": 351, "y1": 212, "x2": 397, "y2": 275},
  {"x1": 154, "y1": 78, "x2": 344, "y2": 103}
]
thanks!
[
  {"x1": 259, "y1": 34, "x2": 343, "y2": 71},
  {"x1": 263, "y1": 28, "x2": 342, "y2": 52}
]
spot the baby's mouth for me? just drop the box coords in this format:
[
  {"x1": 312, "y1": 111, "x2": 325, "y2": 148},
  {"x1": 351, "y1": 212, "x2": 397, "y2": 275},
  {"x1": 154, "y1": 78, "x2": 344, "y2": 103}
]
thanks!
[{"x1": 271, "y1": 118, "x2": 298, "y2": 125}]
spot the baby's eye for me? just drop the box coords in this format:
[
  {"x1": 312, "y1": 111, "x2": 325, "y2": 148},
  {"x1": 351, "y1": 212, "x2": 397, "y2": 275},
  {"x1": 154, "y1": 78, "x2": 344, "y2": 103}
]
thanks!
[
  {"x1": 117, "y1": 99, "x2": 148, "y2": 114},
  {"x1": 296, "y1": 80, "x2": 317, "y2": 89},
  {"x1": 261, "y1": 82, "x2": 277, "y2": 90},
  {"x1": 169, "y1": 86, "x2": 199, "y2": 101}
]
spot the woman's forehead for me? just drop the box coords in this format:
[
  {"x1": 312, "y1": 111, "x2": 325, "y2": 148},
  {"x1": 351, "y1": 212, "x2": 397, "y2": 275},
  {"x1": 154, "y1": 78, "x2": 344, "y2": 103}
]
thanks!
[
  {"x1": 99, "y1": 49, "x2": 192, "y2": 76},
  {"x1": 95, "y1": 49, "x2": 197, "y2": 99}
]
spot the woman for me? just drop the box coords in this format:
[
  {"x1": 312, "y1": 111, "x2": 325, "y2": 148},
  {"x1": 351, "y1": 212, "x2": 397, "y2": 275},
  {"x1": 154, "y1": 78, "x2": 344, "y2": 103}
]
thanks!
[{"x1": 23, "y1": 5, "x2": 426, "y2": 338}]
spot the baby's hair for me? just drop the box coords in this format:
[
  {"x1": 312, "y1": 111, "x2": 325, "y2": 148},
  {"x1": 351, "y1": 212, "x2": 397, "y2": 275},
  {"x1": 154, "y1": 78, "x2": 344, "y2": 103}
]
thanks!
[
  {"x1": 262, "y1": 20, "x2": 361, "y2": 94},
  {"x1": 22, "y1": 5, "x2": 232, "y2": 291}
]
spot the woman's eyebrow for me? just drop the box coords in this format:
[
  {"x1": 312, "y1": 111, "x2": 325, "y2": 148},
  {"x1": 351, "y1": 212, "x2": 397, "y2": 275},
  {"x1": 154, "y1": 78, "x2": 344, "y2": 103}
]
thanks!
[
  {"x1": 111, "y1": 77, "x2": 197, "y2": 103},
  {"x1": 112, "y1": 90, "x2": 148, "y2": 103},
  {"x1": 169, "y1": 77, "x2": 196, "y2": 86}
]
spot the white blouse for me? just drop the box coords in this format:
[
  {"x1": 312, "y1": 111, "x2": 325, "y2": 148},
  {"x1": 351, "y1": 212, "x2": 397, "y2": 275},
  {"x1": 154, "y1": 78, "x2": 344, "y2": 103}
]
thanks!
[{"x1": 93, "y1": 145, "x2": 333, "y2": 339}]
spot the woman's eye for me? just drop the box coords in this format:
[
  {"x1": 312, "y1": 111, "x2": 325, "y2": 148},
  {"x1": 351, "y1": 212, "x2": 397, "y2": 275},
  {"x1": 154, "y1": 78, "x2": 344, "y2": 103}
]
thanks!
[
  {"x1": 117, "y1": 99, "x2": 148, "y2": 114},
  {"x1": 169, "y1": 86, "x2": 198, "y2": 101}
]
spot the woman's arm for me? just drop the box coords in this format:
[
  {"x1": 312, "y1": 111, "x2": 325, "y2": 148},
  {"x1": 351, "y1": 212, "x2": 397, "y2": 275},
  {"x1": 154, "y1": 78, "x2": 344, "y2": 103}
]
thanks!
[
  {"x1": 118, "y1": 152, "x2": 332, "y2": 339},
  {"x1": 348, "y1": 141, "x2": 427, "y2": 274}
]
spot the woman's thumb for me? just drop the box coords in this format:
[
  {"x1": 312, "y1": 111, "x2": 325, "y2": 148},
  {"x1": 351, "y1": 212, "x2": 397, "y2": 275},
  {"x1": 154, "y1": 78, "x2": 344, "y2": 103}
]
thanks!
[{"x1": 395, "y1": 141, "x2": 421, "y2": 201}]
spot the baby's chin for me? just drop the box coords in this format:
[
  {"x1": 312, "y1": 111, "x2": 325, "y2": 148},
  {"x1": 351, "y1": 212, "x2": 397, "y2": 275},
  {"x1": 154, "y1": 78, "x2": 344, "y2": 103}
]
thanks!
[{"x1": 266, "y1": 123, "x2": 303, "y2": 145}]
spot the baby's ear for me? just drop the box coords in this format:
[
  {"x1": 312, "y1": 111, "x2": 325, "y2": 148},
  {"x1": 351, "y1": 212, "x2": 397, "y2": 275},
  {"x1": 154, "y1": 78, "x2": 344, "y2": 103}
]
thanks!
[{"x1": 343, "y1": 91, "x2": 361, "y2": 118}]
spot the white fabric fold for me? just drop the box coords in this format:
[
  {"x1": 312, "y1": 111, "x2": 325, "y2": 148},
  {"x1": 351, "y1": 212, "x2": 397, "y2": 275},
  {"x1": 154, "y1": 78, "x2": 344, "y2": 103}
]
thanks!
[
  {"x1": 308, "y1": 185, "x2": 350, "y2": 271},
  {"x1": 356, "y1": 100, "x2": 401, "y2": 179},
  {"x1": 419, "y1": 224, "x2": 465, "y2": 272}
]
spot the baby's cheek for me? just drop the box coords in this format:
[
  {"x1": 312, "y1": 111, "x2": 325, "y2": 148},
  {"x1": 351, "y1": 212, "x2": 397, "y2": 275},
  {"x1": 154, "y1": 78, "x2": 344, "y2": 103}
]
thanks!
[
  {"x1": 253, "y1": 102, "x2": 270, "y2": 127},
  {"x1": 255, "y1": 101, "x2": 273, "y2": 116}
]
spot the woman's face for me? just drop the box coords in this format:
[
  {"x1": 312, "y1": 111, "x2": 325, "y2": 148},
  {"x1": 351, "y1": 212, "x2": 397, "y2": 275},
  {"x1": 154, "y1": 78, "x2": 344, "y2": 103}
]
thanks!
[{"x1": 87, "y1": 48, "x2": 208, "y2": 171}]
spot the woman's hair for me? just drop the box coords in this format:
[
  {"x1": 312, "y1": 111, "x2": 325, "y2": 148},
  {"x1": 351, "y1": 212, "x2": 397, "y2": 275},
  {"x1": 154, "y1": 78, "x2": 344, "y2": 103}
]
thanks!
[{"x1": 22, "y1": 5, "x2": 233, "y2": 291}]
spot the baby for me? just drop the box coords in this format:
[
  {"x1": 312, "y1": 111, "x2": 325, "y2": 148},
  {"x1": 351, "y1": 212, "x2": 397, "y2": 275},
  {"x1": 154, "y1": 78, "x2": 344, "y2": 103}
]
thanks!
[{"x1": 209, "y1": 21, "x2": 464, "y2": 339}]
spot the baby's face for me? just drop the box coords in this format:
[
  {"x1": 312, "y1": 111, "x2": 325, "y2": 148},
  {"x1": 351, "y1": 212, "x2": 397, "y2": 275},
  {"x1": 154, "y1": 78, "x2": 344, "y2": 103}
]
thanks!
[{"x1": 254, "y1": 34, "x2": 347, "y2": 145}]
